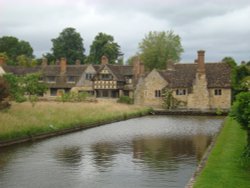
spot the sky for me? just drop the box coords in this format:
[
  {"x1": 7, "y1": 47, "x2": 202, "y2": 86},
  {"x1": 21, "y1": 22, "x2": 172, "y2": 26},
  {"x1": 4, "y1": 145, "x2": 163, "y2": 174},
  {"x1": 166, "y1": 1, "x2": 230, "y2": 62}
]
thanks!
[{"x1": 0, "y1": 0, "x2": 250, "y2": 63}]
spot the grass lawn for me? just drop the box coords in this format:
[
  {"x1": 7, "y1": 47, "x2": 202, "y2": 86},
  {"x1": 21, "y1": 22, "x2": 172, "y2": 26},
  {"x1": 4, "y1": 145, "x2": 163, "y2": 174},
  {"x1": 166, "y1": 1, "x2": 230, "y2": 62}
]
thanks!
[
  {"x1": 194, "y1": 117, "x2": 250, "y2": 188},
  {"x1": 0, "y1": 100, "x2": 151, "y2": 142}
]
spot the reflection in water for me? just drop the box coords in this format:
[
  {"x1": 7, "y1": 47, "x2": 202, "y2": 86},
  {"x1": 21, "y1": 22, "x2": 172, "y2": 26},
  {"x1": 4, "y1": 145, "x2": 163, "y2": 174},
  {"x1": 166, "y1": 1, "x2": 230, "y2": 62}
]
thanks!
[
  {"x1": 0, "y1": 116, "x2": 223, "y2": 188},
  {"x1": 132, "y1": 135, "x2": 211, "y2": 171},
  {"x1": 91, "y1": 142, "x2": 118, "y2": 170},
  {"x1": 54, "y1": 146, "x2": 82, "y2": 167}
]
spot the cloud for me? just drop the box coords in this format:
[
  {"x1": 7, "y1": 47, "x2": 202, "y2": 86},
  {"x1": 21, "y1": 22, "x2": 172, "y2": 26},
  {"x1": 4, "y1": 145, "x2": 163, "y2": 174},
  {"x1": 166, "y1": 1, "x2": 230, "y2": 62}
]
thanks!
[{"x1": 0, "y1": 0, "x2": 250, "y2": 63}]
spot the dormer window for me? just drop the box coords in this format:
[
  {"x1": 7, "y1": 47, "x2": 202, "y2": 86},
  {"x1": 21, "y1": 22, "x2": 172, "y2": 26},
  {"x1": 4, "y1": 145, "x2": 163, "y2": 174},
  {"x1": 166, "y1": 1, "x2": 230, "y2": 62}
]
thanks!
[
  {"x1": 67, "y1": 76, "x2": 75, "y2": 83},
  {"x1": 85, "y1": 73, "x2": 93, "y2": 80},
  {"x1": 100, "y1": 74, "x2": 113, "y2": 80},
  {"x1": 47, "y1": 76, "x2": 56, "y2": 83}
]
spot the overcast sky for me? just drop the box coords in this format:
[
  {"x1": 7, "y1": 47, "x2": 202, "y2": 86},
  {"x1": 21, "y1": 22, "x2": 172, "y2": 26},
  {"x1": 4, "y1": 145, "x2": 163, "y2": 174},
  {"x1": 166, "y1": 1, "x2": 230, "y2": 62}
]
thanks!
[{"x1": 1, "y1": 0, "x2": 250, "y2": 63}]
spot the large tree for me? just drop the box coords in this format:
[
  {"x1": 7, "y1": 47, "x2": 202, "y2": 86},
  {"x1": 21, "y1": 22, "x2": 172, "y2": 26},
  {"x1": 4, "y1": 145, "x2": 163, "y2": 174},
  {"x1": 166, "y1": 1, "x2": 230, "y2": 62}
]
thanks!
[
  {"x1": 51, "y1": 27, "x2": 85, "y2": 64},
  {"x1": 88, "y1": 32, "x2": 121, "y2": 64},
  {"x1": 138, "y1": 31, "x2": 184, "y2": 70},
  {"x1": 0, "y1": 36, "x2": 33, "y2": 65}
]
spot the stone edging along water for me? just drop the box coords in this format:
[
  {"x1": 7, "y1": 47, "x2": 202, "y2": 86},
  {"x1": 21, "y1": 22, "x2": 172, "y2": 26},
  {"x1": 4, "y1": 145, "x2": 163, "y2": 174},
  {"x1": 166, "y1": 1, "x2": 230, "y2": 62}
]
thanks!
[
  {"x1": 0, "y1": 112, "x2": 149, "y2": 148},
  {"x1": 185, "y1": 118, "x2": 226, "y2": 188}
]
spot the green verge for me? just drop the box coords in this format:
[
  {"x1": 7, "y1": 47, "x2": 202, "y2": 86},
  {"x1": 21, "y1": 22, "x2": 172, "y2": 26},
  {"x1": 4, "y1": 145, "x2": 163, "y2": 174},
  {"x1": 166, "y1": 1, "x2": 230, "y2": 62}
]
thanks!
[
  {"x1": 194, "y1": 117, "x2": 250, "y2": 188},
  {"x1": 0, "y1": 102, "x2": 152, "y2": 143}
]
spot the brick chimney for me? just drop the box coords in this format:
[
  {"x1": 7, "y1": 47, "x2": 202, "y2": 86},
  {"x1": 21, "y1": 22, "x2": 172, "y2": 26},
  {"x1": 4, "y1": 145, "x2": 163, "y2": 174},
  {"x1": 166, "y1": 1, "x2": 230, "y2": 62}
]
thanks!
[
  {"x1": 60, "y1": 57, "x2": 67, "y2": 73},
  {"x1": 0, "y1": 57, "x2": 5, "y2": 67},
  {"x1": 101, "y1": 55, "x2": 109, "y2": 65},
  {"x1": 197, "y1": 50, "x2": 205, "y2": 73},
  {"x1": 133, "y1": 57, "x2": 144, "y2": 79},
  {"x1": 166, "y1": 59, "x2": 174, "y2": 71}
]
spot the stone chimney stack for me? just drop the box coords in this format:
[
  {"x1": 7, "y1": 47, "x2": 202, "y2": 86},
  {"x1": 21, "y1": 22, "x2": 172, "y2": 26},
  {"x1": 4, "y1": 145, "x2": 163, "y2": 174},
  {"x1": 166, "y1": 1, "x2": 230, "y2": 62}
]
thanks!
[
  {"x1": 0, "y1": 57, "x2": 5, "y2": 67},
  {"x1": 75, "y1": 59, "x2": 81, "y2": 65},
  {"x1": 166, "y1": 59, "x2": 174, "y2": 71},
  {"x1": 101, "y1": 55, "x2": 109, "y2": 65},
  {"x1": 60, "y1": 57, "x2": 67, "y2": 73},
  {"x1": 197, "y1": 50, "x2": 205, "y2": 73},
  {"x1": 42, "y1": 57, "x2": 48, "y2": 67}
]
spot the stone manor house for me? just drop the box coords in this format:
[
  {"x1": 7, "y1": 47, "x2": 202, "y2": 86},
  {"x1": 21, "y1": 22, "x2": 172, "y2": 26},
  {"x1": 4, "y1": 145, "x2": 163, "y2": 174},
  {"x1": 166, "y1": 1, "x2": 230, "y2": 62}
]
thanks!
[{"x1": 0, "y1": 50, "x2": 232, "y2": 110}]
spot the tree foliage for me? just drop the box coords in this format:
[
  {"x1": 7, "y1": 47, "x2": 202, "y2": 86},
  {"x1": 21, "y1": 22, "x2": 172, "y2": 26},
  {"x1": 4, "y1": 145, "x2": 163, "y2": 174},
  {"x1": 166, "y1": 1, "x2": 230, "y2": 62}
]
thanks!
[
  {"x1": 162, "y1": 89, "x2": 181, "y2": 109},
  {"x1": 3, "y1": 73, "x2": 47, "y2": 103},
  {"x1": 88, "y1": 32, "x2": 121, "y2": 64},
  {"x1": 51, "y1": 27, "x2": 85, "y2": 64},
  {"x1": 16, "y1": 55, "x2": 37, "y2": 67},
  {"x1": 230, "y1": 92, "x2": 250, "y2": 155},
  {"x1": 0, "y1": 77, "x2": 9, "y2": 102},
  {"x1": 139, "y1": 31, "x2": 184, "y2": 70},
  {"x1": 0, "y1": 36, "x2": 33, "y2": 65}
]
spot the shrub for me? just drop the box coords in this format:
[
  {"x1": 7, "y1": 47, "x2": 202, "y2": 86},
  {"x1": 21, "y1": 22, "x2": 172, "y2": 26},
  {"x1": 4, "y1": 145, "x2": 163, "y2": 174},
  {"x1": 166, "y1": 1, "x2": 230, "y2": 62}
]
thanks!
[
  {"x1": 57, "y1": 91, "x2": 90, "y2": 102},
  {"x1": 117, "y1": 95, "x2": 134, "y2": 104}
]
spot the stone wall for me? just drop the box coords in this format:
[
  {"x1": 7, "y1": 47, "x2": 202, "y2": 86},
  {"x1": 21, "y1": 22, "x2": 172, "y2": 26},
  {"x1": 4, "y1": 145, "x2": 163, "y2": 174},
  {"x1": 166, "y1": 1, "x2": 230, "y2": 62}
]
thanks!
[
  {"x1": 208, "y1": 88, "x2": 231, "y2": 109},
  {"x1": 187, "y1": 74, "x2": 209, "y2": 109},
  {"x1": 134, "y1": 70, "x2": 167, "y2": 107}
]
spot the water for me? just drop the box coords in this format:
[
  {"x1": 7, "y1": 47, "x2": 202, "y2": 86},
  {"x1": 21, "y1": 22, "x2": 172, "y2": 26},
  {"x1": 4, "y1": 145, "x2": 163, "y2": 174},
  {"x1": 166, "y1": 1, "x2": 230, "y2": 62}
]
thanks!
[{"x1": 0, "y1": 116, "x2": 223, "y2": 188}]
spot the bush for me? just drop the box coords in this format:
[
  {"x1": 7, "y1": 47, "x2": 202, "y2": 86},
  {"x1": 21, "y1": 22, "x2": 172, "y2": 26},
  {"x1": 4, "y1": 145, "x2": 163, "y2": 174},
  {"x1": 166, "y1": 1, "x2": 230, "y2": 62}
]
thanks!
[
  {"x1": 57, "y1": 92, "x2": 90, "y2": 102},
  {"x1": 117, "y1": 95, "x2": 134, "y2": 104}
]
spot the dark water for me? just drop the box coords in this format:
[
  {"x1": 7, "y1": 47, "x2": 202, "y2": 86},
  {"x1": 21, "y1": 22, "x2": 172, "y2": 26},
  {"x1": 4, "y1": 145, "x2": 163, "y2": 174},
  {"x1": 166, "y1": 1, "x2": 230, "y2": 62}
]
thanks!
[{"x1": 0, "y1": 116, "x2": 223, "y2": 188}]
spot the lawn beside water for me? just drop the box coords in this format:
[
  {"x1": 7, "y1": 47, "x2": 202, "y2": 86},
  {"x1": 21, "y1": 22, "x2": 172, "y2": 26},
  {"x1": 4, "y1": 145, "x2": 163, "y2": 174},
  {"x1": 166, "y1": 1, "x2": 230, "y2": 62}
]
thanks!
[
  {"x1": 0, "y1": 101, "x2": 151, "y2": 143},
  {"x1": 194, "y1": 117, "x2": 250, "y2": 188}
]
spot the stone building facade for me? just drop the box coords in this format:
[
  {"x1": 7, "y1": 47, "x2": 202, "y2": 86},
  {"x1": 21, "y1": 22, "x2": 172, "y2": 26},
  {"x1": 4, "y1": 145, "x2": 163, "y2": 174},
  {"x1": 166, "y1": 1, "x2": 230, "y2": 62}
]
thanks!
[{"x1": 134, "y1": 50, "x2": 232, "y2": 110}]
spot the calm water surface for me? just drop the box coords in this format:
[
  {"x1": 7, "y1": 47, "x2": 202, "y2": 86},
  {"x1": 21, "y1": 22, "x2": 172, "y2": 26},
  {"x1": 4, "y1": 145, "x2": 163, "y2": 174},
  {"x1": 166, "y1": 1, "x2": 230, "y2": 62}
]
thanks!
[{"x1": 0, "y1": 116, "x2": 224, "y2": 188}]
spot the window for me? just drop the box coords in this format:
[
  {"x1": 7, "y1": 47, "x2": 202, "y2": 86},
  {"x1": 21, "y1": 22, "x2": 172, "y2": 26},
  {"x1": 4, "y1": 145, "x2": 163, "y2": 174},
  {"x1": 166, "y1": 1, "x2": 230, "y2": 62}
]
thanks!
[
  {"x1": 214, "y1": 89, "x2": 222, "y2": 96},
  {"x1": 176, "y1": 89, "x2": 186, "y2": 95},
  {"x1": 85, "y1": 73, "x2": 93, "y2": 80},
  {"x1": 67, "y1": 76, "x2": 75, "y2": 83},
  {"x1": 100, "y1": 74, "x2": 113, "y2": 80},
  {"x1": 47, "y1": 76, "x2": 56, "y2": 83},
  {"x1": 155, "y1": 90, "x2": 161, "y2": 98},
  {"x1": 50, "y1": 88, "x2": 57, "y2": 96}
]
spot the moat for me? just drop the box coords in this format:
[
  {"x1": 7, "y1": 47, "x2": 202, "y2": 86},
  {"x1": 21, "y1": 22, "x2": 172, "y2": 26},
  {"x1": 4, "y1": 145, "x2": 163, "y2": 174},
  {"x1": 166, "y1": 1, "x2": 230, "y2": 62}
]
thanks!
[{"x1": 0, "y1": 115, "x2": 224, "y2": 188}]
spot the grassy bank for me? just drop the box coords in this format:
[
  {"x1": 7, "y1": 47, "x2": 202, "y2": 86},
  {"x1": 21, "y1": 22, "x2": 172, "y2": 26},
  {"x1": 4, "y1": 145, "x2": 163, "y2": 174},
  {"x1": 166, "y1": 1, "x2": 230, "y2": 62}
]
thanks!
[
  {"x1": 0, "y1": 101, "x2": 151, "y2": 143},
  {"x1": 194, "y1": 117, "x2": 250, "y2": 188}
]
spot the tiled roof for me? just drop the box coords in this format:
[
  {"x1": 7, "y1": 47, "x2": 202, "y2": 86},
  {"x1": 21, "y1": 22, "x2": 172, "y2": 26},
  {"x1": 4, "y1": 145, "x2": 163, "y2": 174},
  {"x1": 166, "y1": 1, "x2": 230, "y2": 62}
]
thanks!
[{"x1": 158, "y1": 62, "x2": 231, "y2": 88}]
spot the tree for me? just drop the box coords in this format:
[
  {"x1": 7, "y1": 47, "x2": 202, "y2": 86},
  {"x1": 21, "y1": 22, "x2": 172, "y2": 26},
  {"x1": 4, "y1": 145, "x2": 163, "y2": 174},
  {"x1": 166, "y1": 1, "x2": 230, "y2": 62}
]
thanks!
[
  {"x1": 0, "y1": 36, "x2": 33, "y2": 64},
  {"x1": 3, "y1": 73, "x2": 47, "y2": 104},
  {"x1": 138, "y1": 31, "x2": 184, "y2": 70},
  {"x1": 51, "y1": 27, "x2": 85, "y2": 64},
  {"x1": 230, "y1": 92, "x2": 250, "y2": 156},
  {"x1": 222, "y1": 57, "x2": 237, "y2": 68},
  {"x1": 0, "y1": 76, "x2": 10, "y2": 109},
  {"x1": 16, "y1": 55, "x2": 37, "y2": 67},
  {"x1": 88, "y1": 32, "x2": 121, "y2": 64},
  {"x1": 0, "y1": 77, "x2": 9, "y2": 102}
]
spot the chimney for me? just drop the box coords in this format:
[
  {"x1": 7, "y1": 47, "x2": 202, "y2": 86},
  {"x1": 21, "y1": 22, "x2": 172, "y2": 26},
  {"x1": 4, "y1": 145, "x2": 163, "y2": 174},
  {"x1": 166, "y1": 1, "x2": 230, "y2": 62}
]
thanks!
[
  {"x1": 166, "y1": 59, "x2": 174, "y2": 71},
  {"x1": 197, "y1": 50, "x2": 205, "y2": 73},
  {"x1": 60, "y1": 57, "x2": 67, "y2": 73},
  {"x1": 133, "y1": 56, "x2": 144, "y2": 79},
  {"x1": 75, "y1": 59, "x2": 81, "y2": 65},
  {"x1": 0, "y1": 57, "x2": 5, "y2": 67},
  {"x1": 42, "y1": 57, "x2": 48, "y2": 67},
  {"x1": 101, "y1": 55, "x2": 109, "y2": 65}
]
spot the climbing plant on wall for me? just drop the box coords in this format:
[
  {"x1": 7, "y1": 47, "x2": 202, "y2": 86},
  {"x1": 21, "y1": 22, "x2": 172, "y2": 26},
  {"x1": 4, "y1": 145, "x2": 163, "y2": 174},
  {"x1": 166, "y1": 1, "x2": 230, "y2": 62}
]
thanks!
[{"x1": 162, "y1": 89, "x2": 183, "y2": 109}]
